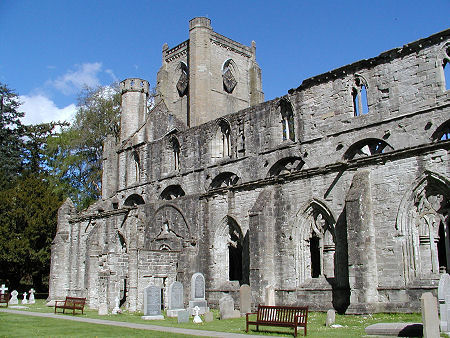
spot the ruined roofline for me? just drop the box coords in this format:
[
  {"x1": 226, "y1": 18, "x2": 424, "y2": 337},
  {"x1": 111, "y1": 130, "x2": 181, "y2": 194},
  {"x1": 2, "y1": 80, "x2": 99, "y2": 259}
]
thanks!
[
  {"x1": 289, "y1": 28, "x2": 450, "y2": 94},
  {"x1": 210, "y1": 31, "x2": 253, "y2": 57}
]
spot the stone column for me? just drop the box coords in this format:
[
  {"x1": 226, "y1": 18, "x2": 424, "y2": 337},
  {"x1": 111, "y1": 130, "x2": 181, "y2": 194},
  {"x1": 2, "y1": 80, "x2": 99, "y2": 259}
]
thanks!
[
  {"x1": 101, "y1": 135, "x2": 118, "y2": 199},
  {"x1": 345, "y1": 170, "x2": 379, "y2": 313}
]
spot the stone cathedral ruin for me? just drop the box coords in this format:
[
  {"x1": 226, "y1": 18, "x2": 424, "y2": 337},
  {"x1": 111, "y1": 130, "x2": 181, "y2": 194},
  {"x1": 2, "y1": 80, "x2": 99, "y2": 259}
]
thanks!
[{"x1": 48, "y1": 18, "x2": 450, "y2": 314}]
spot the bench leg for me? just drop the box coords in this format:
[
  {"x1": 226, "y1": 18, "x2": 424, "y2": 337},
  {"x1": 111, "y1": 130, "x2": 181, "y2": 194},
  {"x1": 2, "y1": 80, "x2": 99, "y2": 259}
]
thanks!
[{"x1": 294, "y1": 326, "x2": 297, "y2": 337}]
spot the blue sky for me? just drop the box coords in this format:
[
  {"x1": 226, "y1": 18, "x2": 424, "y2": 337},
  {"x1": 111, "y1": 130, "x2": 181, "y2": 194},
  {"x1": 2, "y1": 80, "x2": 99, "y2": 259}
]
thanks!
[{"x1": 1, "y1": 1, "x2": 449, "y2": 125}]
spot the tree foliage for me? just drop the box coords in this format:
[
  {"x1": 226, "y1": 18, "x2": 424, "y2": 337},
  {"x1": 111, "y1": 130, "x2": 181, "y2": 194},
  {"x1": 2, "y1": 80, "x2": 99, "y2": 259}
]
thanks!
[
  {"x1": 0, "y1": 173, "x2": 62, "y2": 290},
  {"x1": 0, "y1": 83, "x2": 25, "y2": 188},
  {"x1": 47, "y1": 84, "x2": 121, "y2": 208}
]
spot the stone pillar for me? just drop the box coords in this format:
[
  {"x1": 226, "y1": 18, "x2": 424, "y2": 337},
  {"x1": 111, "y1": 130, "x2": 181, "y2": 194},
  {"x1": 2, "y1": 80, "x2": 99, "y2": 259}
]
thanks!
[
  {"x1": 249, "y1": 41, "x2": 264, "y2": 106},
  {"x1": 188, "y1": 17, "x2": 212, "y2": 127},
  {"x1": 101, "y1": 135, "x2": 118, "y2": 199},
  {"x1": 128, "y1": 248, "x2": 138, "y2": 312},
  {"x1": 120, "y1": 78, "x2": 149, "y2": 141},
  {"x1": 345, "y1": 170, "x2": 379, "y2": 313}
]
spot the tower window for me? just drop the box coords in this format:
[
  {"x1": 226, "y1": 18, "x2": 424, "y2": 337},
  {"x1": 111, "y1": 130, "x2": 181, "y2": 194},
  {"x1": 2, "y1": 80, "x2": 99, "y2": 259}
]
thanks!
[{"x1": 353, "y1": 76, "x2": 369, "y2": 116}]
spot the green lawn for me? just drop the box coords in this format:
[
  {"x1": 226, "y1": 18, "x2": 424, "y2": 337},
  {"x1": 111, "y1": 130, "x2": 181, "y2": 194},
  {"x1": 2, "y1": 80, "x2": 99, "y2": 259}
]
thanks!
[{"x1": 0, "y1": 300, "x2": 424, "y2": 337}]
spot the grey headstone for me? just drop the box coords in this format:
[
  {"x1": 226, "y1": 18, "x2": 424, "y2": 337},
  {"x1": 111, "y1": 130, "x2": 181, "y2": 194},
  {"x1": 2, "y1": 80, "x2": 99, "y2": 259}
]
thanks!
[
  {"x1": 191, "y1": 273, "x2": 205, "y2": 300},
  {"x1": 326, "y1": 309, "x2": 336, "y2": 327},
  {"x1": 239, "y1": 284, "x2": 251, "y2": 315},
  {"x1": 9, "y1": 290, "x2": 18, "y2": 305},
  {"x1": 169, "y1": 281, "x2": 184, "y2": 309},
  {"x1": 144, "y1": 285, "x2": 162, "y2": 316},
  {"x1": 438, "y1": 273, "x2": 450, "y2": 332},
  {"x1": 98, "y1": 303, "x2": 108, "y2": 315},
  {"x1": 177, "y1": 309, "x2": 189, "y2": 323},
  {"x1": 421, "y1": 292, "x2": 440, "y2": 338},
  {"x1": 365, "y1": 322, "x2": 423, "y2": 336},
  {"x1": 204, "y1": 311, "x2": 214, "y2": 322},
  {"x1": 219, "y1": 295, "x2": 240, "y2": 319}
]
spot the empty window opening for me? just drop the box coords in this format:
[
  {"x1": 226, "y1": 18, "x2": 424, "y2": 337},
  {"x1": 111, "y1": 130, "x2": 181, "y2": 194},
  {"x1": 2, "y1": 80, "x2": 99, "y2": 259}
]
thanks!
[
  {"x1": 438, "y1": 220, "x2": 449, "y2": 273},
  {"x1": 229, "y1": 235, "x2": 243, "y2": 281},
  {"x1": 119, "y1": 279, "x2": 127, "y2": 307},
  {"x1": 212, "y1": 120, "x2": 231, "y2": 158},
  {"x1": 280, "y1": 99, "x2": 295, "y2": 141},
  {"x1": 444, "y1": 60, "x2": 450, "y2": 91},
  {"x1": 310, "y1": 234, "x2": 321, "y2": 278},
  {"x1": 170, "y1": 137, "x2": 181, "y2": 171},
  {"x1": 267, "y1": 157, "x2": 305, "y2": 177},
  {"x1": 353, "y1": 77, "x2": 369, "y2": 116},
  {"x1": 432, "y1": 120, "x2": 450, "y2": 141},
  {"x1": 132, "y1": 150, "x2": 140, "y2": 182},
  {"x1": 344, "y1": 138, "x2": 394, "y2": 160},
  {"x1": 210, "y1": 172, "x2": 240, "y2": 189},
  {"x1": 160, "y1": 185, "x2": 185, "y2": 200},
  {"x1": 123, "y1": 194, "x2": 145, "y2": 207}
]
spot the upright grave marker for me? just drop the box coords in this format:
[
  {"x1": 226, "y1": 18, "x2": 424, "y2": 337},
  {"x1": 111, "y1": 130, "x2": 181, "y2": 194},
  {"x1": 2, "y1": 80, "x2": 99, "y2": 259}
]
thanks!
[
  {"x1": 239, "y1": 284, "x2": 251, "y2": 315},
  {"x1": 142, "y1": 285, "x2": 164, "y2": 320},
  {"x1": 167, "y1": 281, "x2": 184, "y2": 317},
  {"x1": 438, "y1": 273, "x2": 450, "y2": 333},
  {"x1": 188, "y1": 273, "x2": 208, "y2": 314}
]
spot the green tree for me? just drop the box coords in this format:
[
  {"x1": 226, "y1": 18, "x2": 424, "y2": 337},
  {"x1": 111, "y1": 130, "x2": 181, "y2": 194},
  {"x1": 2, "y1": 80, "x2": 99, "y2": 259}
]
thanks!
[
  {"x1": 0, "y1": 173, "x2": 63, "y2": 290},
  {"x1": 47, "y1": 84, "x2": 121, "y2": 208},
  {"x1": 0, "y1": 83, "x2": 25, "y2": 188}
]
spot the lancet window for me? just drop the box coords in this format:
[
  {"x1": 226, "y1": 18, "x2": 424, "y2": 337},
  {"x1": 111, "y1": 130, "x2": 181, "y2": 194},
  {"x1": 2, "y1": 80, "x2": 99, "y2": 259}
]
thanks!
[{"x1": 352, "y1": 75, "x2": 369, "y2": 116}]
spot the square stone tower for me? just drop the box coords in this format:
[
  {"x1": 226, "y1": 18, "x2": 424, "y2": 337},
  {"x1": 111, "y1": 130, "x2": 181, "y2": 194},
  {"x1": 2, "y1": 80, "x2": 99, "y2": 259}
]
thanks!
[{"x1": 156, "y1": 17, "x2": 264, "y2": 127}]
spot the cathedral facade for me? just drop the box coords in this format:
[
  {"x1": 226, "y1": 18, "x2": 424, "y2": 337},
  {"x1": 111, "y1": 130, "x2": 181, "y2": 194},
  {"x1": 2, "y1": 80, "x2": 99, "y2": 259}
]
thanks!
[{"x1": 48, "y1": 18, "x2": 450, "y2": 314}]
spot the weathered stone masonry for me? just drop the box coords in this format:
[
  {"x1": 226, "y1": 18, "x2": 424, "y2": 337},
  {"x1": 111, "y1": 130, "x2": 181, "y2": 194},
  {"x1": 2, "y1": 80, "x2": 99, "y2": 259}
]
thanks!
[{"x1": 49, "y1": 18, "x2": 450, "y2": 314}]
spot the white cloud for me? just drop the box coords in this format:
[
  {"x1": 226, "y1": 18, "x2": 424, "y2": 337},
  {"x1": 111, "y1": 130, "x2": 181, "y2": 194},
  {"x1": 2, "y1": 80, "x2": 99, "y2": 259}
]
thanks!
[
  {"x1": 19, "y1": 94, "x2": 76, "y2": 125},
  {"x1": 105, "y1": 69, "x2": 118, "y2": 82},
  {"x1": 51, "y1": 62, "x2": 102, "y2": 95}
]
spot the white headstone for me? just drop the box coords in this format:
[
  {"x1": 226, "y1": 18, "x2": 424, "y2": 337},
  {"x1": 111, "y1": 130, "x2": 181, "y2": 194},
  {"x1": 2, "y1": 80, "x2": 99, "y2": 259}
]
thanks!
[
  {"x1": 326, "y1": 309, "x2": 336, "y2": 327},
  {"x1": 193, "y1": 306, "x2": 203, "y2": 323},
  {"x1": 265, "y1": 285, "x2": 275, "y2": 306},
  {"x1": 98, "y1": 303, "x2": 108, "y2": 315},
  {"x1": 28, "y1": 289, "x2": 35, "y2": 304},
  {"x1": 141, "y1": 285, "x2": 164, "y2": 320},
  {"x1": 22, "y1": 292, "x2": 27, "y2": 304},
  {"x1": 9, "y1": 290, "x2": 18, "y2": 305},
  {"x1": 239, "y1": 284, "x2": 251, "y2": 315},
  {"x1": 421, "y1": 292, "x2": 440, "y2": 338},
  {"x1": 112, "y1": 296, "x2": 120, "y2": 314},
  {"x1": 0, "y1": 284, "x2": 8, "y2": 294},
  {"x1": 438, "y1": 273, "x2": 450, "y2": 332}
]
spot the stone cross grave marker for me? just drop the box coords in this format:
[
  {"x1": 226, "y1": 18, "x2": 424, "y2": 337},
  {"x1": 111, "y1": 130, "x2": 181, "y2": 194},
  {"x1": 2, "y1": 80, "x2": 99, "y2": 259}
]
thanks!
[
  {"x1": 22, "y1": 292, "x2": 27, "y2": 304},
  {"x1": 0, "y1": 284, "x2": 8, "y2": 294},
  {"x1": 438, "y1": 273, "x2": 450, "y2": 333},
  {"x1": 28, "y1": 288, "x2": 35, "y2": 304},
  {"x1": 142, "y1": 285, "x2": 164, "y2": 320},
  {"x1": 239, "y1": 284, "x2": 251, "y2": 315},
  {"x1": 167, "y1": 281, "x2": 184, "y2": 317},
  {"x1": 421, "y1": 292, "x2": 440, "y2": 338},
  {"x1": 9, "y1": 290, "x2": 18, "y2": 305},
  {"x1": 189, "y1": 273, "x2": 208, "y2": 315}
]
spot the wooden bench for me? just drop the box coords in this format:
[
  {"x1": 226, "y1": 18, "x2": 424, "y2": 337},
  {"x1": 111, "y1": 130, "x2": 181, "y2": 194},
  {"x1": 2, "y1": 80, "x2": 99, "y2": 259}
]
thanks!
[
  {"x1": 54, "y1": 297, "x2": 86, "y2": 315},
  {"x1": 0, "y1": 293, "x2": 9, "y2": 307},
  {"x1": 246, "y1": 305, "x2": 308, "y2": 337}
]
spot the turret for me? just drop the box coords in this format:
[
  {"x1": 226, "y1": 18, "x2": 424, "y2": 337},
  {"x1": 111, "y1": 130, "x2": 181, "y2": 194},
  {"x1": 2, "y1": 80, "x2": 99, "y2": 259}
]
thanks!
[{"x1": 120, "y1": 78, "x2": 149, "y2": 141}]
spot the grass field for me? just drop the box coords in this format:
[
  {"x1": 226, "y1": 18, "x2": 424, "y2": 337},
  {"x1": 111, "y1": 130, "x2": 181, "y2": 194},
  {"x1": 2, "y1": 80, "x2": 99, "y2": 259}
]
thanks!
[{"x1": 0, "y1": 299, "x2": 424, "y2": 337}]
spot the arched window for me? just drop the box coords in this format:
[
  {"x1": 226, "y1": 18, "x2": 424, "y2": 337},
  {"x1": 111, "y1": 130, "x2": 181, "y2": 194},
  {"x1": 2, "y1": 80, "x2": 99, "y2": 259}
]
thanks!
[
  {"x1": 160, "y1": 185, "x2": 185, "y2": 200},
  {"x1": 432, "y1": 120, "x2": 450, "y2": 141},
  {"x1": 267, "y1": 157, "x2": 304, "y2": 177},
  {"x1": 176, "y1": 62, "x2": 189, "y2": 97},
  {"x1": 439, "y1": 45, "x2": 450, "y2": 91},
  {"x1": 344, "y1": 138, "x2": 393, "y2": 160},
  {"x1": 211, "y1": 119, "x2": 231, "y2": 158},
  {"x1": 124, "y1": 194, "x2": 145, "y2": 207},
  {"x1": 169, "y1": 136, "x2": 181, "y2": 171},
  {"x1": 352, "y1": 75, "x2": 369, "y2": 116},
  {"x1": 210, "y1": 172, "x2": 240, "y2": 189},
  {"x1": 294, "y1": 200, "x2": 336, "y2": 284},
  {"x1": 279, "y1": 99, "x2": 295, "y2": 141},
  {"x1": 132, "y1": 150, "x2": 140, "y2": 183},
  {"x1": 222, "y1": 59, "x2": 237, "y2": 93}
]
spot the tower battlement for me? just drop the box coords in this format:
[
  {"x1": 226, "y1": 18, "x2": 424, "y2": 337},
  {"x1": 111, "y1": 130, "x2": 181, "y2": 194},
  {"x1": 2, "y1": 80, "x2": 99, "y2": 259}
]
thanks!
[{"x1": 120, "y1": 78, "x2": 149, "y2": 95}]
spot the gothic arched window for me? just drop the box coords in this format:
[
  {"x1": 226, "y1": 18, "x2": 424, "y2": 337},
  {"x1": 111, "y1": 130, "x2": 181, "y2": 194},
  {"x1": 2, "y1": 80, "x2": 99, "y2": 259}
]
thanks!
[
  {"x1": 211, "y1": 119, "x2": 231, "y2": 158},
  {"x1": 169, "y1": 136, "x2": 181, "y2": 171},
  {"x1": 352, "y1": 75, "x2": 369, "y2": 116},
  {"x1": 279, "y1": 99, "x2": 295, "y2": 141},
  {"x1": 222, "y1": 59, "x2": 237, "y2": 93}
]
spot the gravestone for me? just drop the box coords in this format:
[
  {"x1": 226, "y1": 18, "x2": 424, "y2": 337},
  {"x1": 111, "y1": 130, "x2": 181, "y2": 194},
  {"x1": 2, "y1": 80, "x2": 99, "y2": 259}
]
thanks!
[
  {"x1": 438, "y1": 273, "x2": 450, "y2": 333},
  {"x1": 142, "y1": 285, "x2": 164, "y2": 320},
  {"x1": 265, "y1": 285, "x2": 275, "y2": 306},
  {"x1": 21, "y1": 292, "x2": 27, "y2": 304},
  {"x1": 421, "y1": 292, "x2": 440, "y2": 338},
  {"x1": 0, "y1": 284, "x2": 8, "y2": 294},
  {"x1": 193, "y1": 306, "x2": 203, "y2": 323},
  {"x1": 204, "y1": 311, "x2": 214, "y2": 322},
  {"x1": 9, "y1": 290, "x2": 18, "y2": 305},
  {"x1": 326, "y1": 309, "x2": 336, "y2": 327},
  {"x1": 239, "y1": 284, "x2": 251, "y2": 315},
  {"x1": 112, "y1": 296, "x2": 120, "y2": 314},
  {"x1": 177, "y1": 309, "x2": 189, "y2": 323},
  {"x1": 28, "y1": 288, "x2": 35, "y2": 304},
  {"x1": 167, "y1": 281, "x2": 184, "y2": 318},
  {"x1": 188, "y1": 273, "x2": 208, "y2": 315},
  {"x1": 219, "y1": 295, "x2": 240, "y2": 319}
]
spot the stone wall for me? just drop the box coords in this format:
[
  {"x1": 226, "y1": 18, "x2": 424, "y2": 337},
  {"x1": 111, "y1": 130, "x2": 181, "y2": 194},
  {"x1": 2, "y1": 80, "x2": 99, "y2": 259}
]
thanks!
[{"x1": 48, "y1": 25, "x2": 450, "y2": 314}]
